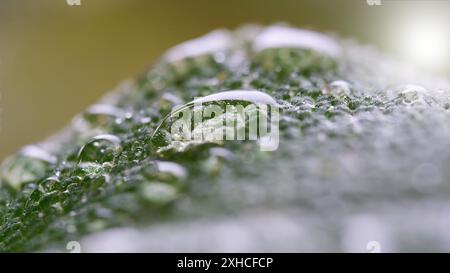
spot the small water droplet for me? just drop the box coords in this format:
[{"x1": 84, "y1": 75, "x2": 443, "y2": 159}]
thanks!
[
  {"x1": 39, "y1": 190, "x2": 60, "y2": 209},
  {"x1": 209, "y1": 147, "x2": 235, "y2": 161},
  {"x1": 83, "y1": 104, "x2": 125, "y2": 127},
  {"x1": 164, "y1": 30, "x2": 232, "y2": 63},
  {"x1": 213, "y1": 52, "x2": 226, "y2": 63},
  {"x1": 323, "y1": 80, "x2": 352, "y2": 97},
  {"x1": 39, "y1": 175, "x2": 61, "y2": 192},
  {"x1": 253, "y1": 25, "x2": 341, "y2": 57},
  {"x1": 155, "y1": 161, "x2": 187, "y2": 180},
  {"x1": 20, "y1": 145, "x2": 57, "y2": 164},
  {"x1": 140, "y1": 182, "x2": 178, "y2": 205},
  {"x1": 140, "y1": 116, "x2": 152, "y2": 124},
  {"x1": 387, "y1": 84, "x2": 428, "y2": 105},
  {"x1": 77, "y1": 134, "x2": 121, "y2": 163},
  {"x1": 399, "y1": 84, "x2": 427, "y2": 104}
]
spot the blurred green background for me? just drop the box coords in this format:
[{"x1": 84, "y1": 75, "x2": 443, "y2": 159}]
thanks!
[{"x1": 1, "y1": 0, "x2": 449, "y2": 160}]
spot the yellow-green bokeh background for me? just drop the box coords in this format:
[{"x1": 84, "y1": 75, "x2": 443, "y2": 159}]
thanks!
[{"x1": 1, "y1": 0, "x2": 449, "y2": 160}]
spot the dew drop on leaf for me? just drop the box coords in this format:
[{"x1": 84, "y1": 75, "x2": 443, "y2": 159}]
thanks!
[
  {"x1": 77, "y1": 134, "x2": 122, "y2": 164},
  {"x1": 1, "y1": 146, "x2": 55, "y2": 189}
]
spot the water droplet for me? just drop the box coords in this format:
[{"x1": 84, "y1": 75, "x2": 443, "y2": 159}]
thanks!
[
  {"x1": 83, "y1": 104, "x2": 124, "y2": 127},
  {"x1": 399, "y1": 84, "x2": 428, "y2": 104},
  {"x1": 77, "y1": 134, "x2": 121, "y2": 163},
  {"x1": 39, "y1": 175, "x2": 61, "y2": 192},
  {"x1": 387, "y1": 84, "x2": 428, "y2": 105},
  {"x1": 161, "y1": 93, "x2": 183, "y2": 106},
  {"x1": 209, "y1": 147, "x2": 235, "y2": 161},
  {"x1": 39, "y1": 190, "x2": 60, "y2": 209},
  {"x1": 201, "y1": 148, "x2": 235, "y2": 176},
  {"x1": 191, "y1": 90, "x2": 279, "y2": 106},
  {"x1": 154, "y1": 90, "x2": 279, "y2": 136},
  {"x1": 151, "y1": 90, "x2": 280, "y2": 152},
  {"x1": 155, "y1": 161, "x2": 187, "y2": 180},
  {"x1": 140, "y1": 116, "x2": 152, "y2": 124},
  {"x1": 140, "y1": 182, "x2": 178, "y2": 205},
  {"x1": 1, "y1": 146, "x2": 55, "y2": 189},
  {"x1": 163, "y1": 30, "x2": 232, "y2": 63},
  {"x1": 20, "y1": 145, "x2": 57, "y2": 164},
  {"x1": 213, "y1": 52, "x2": 226, "y2": 63},
  {"x1": 323, "y1": 80, "x2": 352, "y2": 97},
  {"x1": 253, "y1": 25, "x2": 341, "y2": 57}
]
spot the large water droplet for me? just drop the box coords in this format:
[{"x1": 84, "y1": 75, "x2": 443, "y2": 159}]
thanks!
[
  {"x1": 253, "y1": 25, "x2": 341, "y2": 57},
  {"x1": 151, "y1": 90, "x2": 280, "y2": 152},
  {"x1": 77, "y1": 134, "x2": 122, "y2": 163}
]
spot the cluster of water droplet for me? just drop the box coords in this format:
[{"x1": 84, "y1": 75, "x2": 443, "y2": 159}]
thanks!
[{"x1": 1, "y1": 24, "x2": 450, "y2": 252}]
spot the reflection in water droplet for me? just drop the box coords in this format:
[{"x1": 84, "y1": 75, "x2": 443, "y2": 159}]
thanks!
[
  {"x1": 192, "y1": 90, "x2": 279, "y2": 107},
  {"x1": 153, "y1": 90, "x2": 278, "y2": 136},
  {"x1": 253, "y1": 25, "x2": 341, "y2": 57},
  {"x1": 163, "y1": 30, "x2": 232, "y2": 63},
  {"x1": 77, "y1": 134, "x2": 122, "y2": 163},
  {"x1": 323, "y1": 80, "x2": 352, "y2": 97},
  {"x1": 1, "y1": 146, "x2": 55, "y2": 189},
  {"x1": 152, "y1": 90, "x2": 280, "y2": 153}
]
